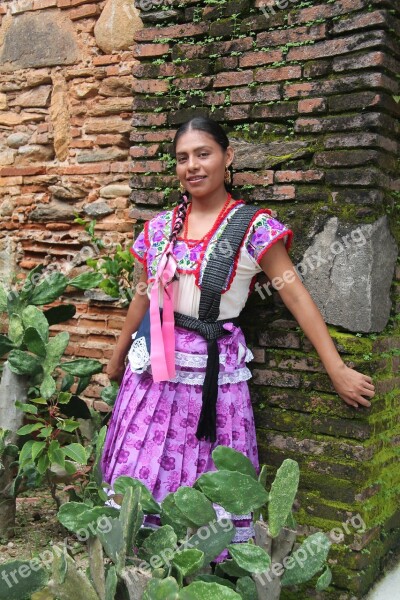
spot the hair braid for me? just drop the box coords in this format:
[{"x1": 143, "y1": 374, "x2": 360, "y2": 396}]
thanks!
[{"x1": 169, "y1": 191, "x2": 190, "y2": 244}]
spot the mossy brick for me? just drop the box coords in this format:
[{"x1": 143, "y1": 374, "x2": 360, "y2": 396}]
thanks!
[
  {"x1": 310, "y1": 416, "x2": 372, "y2": 441},
  {"x1": 132, "y1": 62, "x2": 175, "y2": 79},
  {"x1": 305, "y1": 457, "x2": 367, "y2": 484},
  {"x1": 251, "y1": 101, "x2": 299, "y2": 120},
  {"x1": 295, "y1": 185, "x2": 331, "y2": 202},
  {"x1": 134, "y1": 22, "x2": 209, "y2": 43},
  {"x1": 254, "y1": 406, "x2": 312, "y2": 433},
  {"x1": 240, "y1": 12, "x2": 286, "y2": 34},
  {"x1": 303, "y1": 59, "x2": 332, "y2": 79},
  {"x1": 130, "y1": 4, "x2": 400, "y2": 597},
  {"x1": 302, "y1": 371, "x2": 336, "y2": 394},
  {"x1": 263, "y1": 431, "x2": 377, "y2": 462},
  {"x1": 209, "y1": 18, "x2": 235, "y2": 37},
  {"x1": 252, "y1": 368, "x2": 301, "y2": 388},
  {"x1": 300, "y1": 472, "x2": 361, "y2": 503},
  {"x1": 330, "y1": 537, "x2": 385, "y2": 571},
  {"x1": 202, "y1": 0, "x2": 250, "y2": 20},
  {"x1": 258, "y1": 328, "x2": 301, "y2": 349},
  {"x1": 168, "y1": 107, "x2": 210, "y2": 126}
]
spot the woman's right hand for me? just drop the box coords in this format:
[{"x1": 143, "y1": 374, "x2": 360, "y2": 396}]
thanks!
[{"x1": 106, "y1": 356, "x2": 125, "y2": 384}]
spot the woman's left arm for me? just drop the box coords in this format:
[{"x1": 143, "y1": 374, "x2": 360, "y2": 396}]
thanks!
[{"x1": 259, "y1": 240, "x2": 375, "y2": 409}]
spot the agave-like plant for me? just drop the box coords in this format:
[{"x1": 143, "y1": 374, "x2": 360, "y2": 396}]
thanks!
[{"x1": 0, "y1": 445, "x2": 331, "y2": 600}]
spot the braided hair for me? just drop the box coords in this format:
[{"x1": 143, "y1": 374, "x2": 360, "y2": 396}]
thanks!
[
  {"x1": 169, "y1": 191, "x2": 190, "y2": 245},
  {"x1": 169, "y1": 117, "x2": 233, "y2": 242}
]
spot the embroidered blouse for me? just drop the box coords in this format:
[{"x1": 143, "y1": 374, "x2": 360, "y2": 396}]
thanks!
[{"x1": 130, "y1": 199, "x2": 293, "y2": 321}]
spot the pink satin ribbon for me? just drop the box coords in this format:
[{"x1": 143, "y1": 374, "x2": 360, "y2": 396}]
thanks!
[{"x1": 149, "y1": 242, "x2": 177, "y2": 382}]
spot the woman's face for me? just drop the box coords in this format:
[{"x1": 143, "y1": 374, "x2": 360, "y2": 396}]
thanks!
[{"x1": 175, "y1": 129, "x2": 233, "y2": 199}]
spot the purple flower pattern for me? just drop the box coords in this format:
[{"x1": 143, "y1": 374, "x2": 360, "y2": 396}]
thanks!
[{"x1": 101, "y1": 327, "x2": 259, "y2": 509}]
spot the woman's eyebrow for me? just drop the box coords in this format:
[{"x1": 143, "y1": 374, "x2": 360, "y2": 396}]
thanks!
[{"x1": 176, "y1": 146, "x2": 213, "y2": 156}]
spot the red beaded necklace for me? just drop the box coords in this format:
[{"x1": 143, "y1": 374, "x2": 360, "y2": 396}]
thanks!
[{"x1": 182, "y1": 193, "x2": 234, "y2": 241}]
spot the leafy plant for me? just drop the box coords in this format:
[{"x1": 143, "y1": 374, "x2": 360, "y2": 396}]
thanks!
[
  {"x1": 74, "y1": 216, "x2": 136, "y2": 305},
  {"x1": 0, "y1": 445, "x2": 332, "y2": 599},
  {"x1": 0, "y1": 265, "x2": 105, "y2": 510}
]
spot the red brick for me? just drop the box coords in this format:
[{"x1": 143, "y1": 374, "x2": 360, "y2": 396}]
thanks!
[
  {"x1": 287, "y1": 31, "x2": 385, "y2": 62},
  {"x1": 0, "y1": 176, "x2": 23, "y2": 186},
  {"x1": 275, "y1": 170, "x2": 324, "y2": 183},
  {"x1": 239, "y1": 50, "x2": 283, "y2": 68},
  {"x1": 172, "y1": 77, "x2": 213, "y2": 91},
  {"x1": 96, "y1": 134, "x2": 126, "y2": 146},
  {"x1": 0, "y1": 167, "x2": 46, "y2": 177},
  {"x1": 132, "y1": 43, "x2": 170, "y2": 58},
  {"x1": 255, "y1": 65, "x2": 301, "y2": 83},
  {"x1": 233, "y1": 171, "x2": 274, "y2": 186},
  {"x1": 230, "y1": 84, "x2": 280, "y2": 103},
  {"x1": 131, "y1": 79, "x2": 169, "y2": 94},
  {"x1": 47, "y1": 164, "x2": 110, "y2": 175},
  {"x1": 298, "y1": 98, "x2": 327, "y2": 114},
  {"x1": 288, "y1": 0, "x2": 366, "y2": 25},
  {"x1": 93, "y1": 55, "x2": 120, "y2": 66},
  {"x1": 131, "y1": 113, "x2": 167, "y2": 127},
  {"x1": 272, "y1": 185, "x2": 296, "y2": 200},
  {"x1": 72, "y1": 0, "x2": 102, "y2": 4},
  {"x1": 332, "y1": 9, "x2": 388, "y2": 34},
  {"x1": 70, "y1": 140, "x2": 94, "y2": 149},
  {"x1": 134, "y1": 22, "x2": 209, "y2": 42},
  {"x1": 215, "y1": 56, "x2": 238, "y2": 71},
  {"x1": 222, "y1": 105, "x2": 252, "y2": 121},
  {"x1": 68, "y1": 3, "x2": 100, "y2": 19},
  {"x1": 129, "y1": 144, "x2": 159, "y2": 158},
  {"x1": 129, "y1": 130, "x2": 175, "y2": 143},
  {"x1": 286, "y1": 73, "x2": 397, "y2": 99},
  {"x1": 130, "y1": 160, "x2": 164, "y2": 173},
  {"x1": 132, "y1": 62, "x2": 175, "y2": 79},
  {"x1": 256, "y1": 24, "x2": 326, "y2": 49},
  {"x1": 110, "y1": 162, "x2": 134, "y2": 173},
  {"x1": 32, "y1": 0, "x2": 57, "y2": 9},
  {"x1": 333, "y1": 51, "x2": 400, "y2": 76},
  {"x1": 204, "y1": 91, "x2": 226, "y2": 106},
  {"x1": 252, "y1": 102, "x2": 298, "y2": 119},
  {"x1": 57, "y1": 0, "x2": 71, "y2": 6},
  {"x1": 214, "y1": 70, "x2": 253, "y2": 88},
  {"x1": 106, "y1": 66, "x2": 120, "y2": 76}
]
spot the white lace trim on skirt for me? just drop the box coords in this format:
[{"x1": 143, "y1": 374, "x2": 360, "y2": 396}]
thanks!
[{"x1": 127, "y1": 337, "x2": 254, "y2": 382}]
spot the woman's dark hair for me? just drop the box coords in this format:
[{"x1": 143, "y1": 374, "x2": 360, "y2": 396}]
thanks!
[{"x1": 169, "y1": 117, "x2": 233, "y2": 244}]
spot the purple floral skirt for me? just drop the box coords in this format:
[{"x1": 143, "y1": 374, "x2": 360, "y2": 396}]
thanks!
[{"x1": 101, "y1": 324, "x2": 259, "y2": 547}]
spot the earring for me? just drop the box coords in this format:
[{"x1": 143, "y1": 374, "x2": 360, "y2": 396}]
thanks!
[
  {"x1": 224, "y1": 166, "x2": 231, "y2": 185},
  {"x1": 179, "y1": 182, "x2": 185, "y2": 193}
]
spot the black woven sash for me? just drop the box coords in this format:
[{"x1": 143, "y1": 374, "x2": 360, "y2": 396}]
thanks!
[{"x1": 175, "y1": 203, "x2": 260, "y2": 442}]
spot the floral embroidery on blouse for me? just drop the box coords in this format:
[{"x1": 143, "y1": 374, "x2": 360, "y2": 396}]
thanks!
[{"x1": 130, "y1": 203, "x2": 293, "y2": 290}]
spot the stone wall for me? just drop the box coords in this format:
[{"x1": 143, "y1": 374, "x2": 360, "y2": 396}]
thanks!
[
  {"x1": 129, "y1": 1, "x2": 400, "y2": 598},
  {"x1": 0, "y1": 0, "x2": 400, "y2": 598},
  {"x1": 0, "y1": 0, "x2": 144, "y2": 401}
]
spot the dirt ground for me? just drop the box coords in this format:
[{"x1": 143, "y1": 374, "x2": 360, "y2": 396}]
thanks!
[{"x1": 0, "y1": 489, "x2": 86, "y2": 566}]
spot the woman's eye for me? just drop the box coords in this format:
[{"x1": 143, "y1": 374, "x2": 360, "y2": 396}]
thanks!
[{"x1": 199, "y1": 153, "x2": 209, "y2": 157}]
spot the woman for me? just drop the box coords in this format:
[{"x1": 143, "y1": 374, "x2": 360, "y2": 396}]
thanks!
[{"x1": 101, "y1": 117, "x2": 375, "y2": 541}]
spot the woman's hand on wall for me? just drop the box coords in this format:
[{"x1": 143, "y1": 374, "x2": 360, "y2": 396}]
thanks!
[{"x1": 326, "y1": 362, "x2": 375, "y2": 409}]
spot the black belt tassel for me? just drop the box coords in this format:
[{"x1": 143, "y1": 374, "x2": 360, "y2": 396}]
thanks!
[{"x1": 195, "y1": 339, "x2": 219, "y2": 443}]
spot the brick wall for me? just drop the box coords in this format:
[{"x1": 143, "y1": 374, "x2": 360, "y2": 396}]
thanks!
[
  {"x1": 0, "y1": 0, "x2": 142, "y2": 403},
  {"x1": 0, "y1": 0, "x2": 399, "y2": 597},
  {"x1": 129, "y1": 1, "x2": 400, "y2": 598}
]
